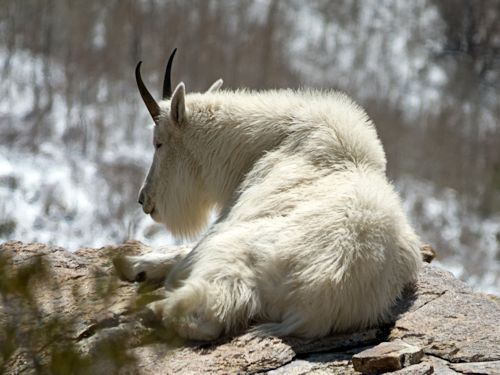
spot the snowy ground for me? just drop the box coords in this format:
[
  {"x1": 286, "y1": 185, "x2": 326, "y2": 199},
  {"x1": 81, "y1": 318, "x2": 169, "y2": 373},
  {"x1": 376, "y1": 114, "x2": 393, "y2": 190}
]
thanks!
[{"x1": 398, "y1": 177, "x2": 500, "y2": 295}]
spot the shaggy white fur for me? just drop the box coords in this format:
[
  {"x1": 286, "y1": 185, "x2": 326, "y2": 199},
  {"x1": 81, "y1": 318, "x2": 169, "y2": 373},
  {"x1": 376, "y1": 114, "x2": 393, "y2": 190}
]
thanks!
[{"x1": 116, "y1": 81, "x2": 422, "y2": 341}]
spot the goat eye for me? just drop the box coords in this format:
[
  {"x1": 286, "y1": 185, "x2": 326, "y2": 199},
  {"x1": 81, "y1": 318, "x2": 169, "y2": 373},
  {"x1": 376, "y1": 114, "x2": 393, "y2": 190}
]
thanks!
[{"x1": 155, "y1": 143, "x2": 162, "y2": 150}]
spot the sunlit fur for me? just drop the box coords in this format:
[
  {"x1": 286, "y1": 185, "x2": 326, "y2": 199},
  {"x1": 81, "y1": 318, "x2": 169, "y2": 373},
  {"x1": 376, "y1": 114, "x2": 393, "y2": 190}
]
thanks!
[{"x1": 134, "y1": 84, "x2": 422, "y2": 340}]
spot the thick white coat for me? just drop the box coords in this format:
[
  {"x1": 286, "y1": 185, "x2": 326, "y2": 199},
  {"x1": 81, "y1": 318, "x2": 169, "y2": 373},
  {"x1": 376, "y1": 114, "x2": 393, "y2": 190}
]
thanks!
[{"x1": 119, "y1": 85, "x2": 422, "y2": 340}]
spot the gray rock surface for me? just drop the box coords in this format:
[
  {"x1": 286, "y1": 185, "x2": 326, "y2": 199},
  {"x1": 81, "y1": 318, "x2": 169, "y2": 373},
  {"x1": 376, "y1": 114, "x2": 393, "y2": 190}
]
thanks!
[
  {"x1": 390, "y1": 264, "x2": 500, "y2": 363},
  {"x1": 352, "y1": 339, "x2": 424, "y2": 373},
  {"x1": 0, "y1": 241, "x2": 498, "y2": 374},
  {"x1": 389, "y1": 362, "x2": 434, "y2": 375},
  {"x1": 449, "y1": 360, "x2": 500, "y2": 375}
]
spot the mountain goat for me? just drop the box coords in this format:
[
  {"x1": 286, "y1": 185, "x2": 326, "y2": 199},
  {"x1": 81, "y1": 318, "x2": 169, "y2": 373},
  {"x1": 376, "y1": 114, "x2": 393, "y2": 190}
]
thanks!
[{"x1": 114, "y1": 49, "x2": 422, "y2": 341}]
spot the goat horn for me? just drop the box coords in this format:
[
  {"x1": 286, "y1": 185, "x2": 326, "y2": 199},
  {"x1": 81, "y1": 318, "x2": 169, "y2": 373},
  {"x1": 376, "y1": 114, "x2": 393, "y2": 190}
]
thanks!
[
  {"x1": 135, "y1": 61, "x2": 160, "y2": 122},
  {"x1": 162, "y1": 48, "x2": 177, "y2": 99}
]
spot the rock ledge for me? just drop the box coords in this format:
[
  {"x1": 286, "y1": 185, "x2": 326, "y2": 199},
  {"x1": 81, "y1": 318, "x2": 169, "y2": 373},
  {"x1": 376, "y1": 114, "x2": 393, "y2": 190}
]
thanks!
[{"x1": 0, "y1": 241, "x2": 498, "y2": 374}]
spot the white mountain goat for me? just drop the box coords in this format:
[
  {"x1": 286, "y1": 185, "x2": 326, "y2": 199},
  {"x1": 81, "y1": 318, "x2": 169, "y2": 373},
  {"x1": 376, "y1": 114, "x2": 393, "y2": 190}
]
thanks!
[{"x1": 114, "y1": 49, "x2": 422, "y2": 341}]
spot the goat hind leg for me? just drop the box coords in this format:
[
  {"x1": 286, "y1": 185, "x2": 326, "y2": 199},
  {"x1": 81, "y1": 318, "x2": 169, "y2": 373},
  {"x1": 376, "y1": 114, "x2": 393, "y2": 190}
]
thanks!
[{"x1": 148, "y1": 277, "x2": 256, "y2": 341}]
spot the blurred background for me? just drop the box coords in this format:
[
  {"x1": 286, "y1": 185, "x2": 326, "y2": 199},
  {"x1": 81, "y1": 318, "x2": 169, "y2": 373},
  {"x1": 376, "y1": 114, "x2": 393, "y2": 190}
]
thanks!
[{"x1": 0, "y1": 0, "x2": 498, "y2": 294}]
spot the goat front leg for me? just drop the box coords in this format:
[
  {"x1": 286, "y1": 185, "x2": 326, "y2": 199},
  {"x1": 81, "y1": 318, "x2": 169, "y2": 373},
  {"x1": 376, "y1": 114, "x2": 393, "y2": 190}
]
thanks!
[{"x1": 113, "y1": 245, "x2": 192, "y2": 283}]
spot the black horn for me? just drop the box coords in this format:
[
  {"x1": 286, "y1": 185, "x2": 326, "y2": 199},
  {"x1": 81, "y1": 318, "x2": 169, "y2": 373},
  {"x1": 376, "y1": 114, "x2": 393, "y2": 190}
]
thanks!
[
  {"x1": 135, "y1": 61, "x2": 160, "y2": 122},
  {"x1": 162, "y1": 48, "x2": 177, "y2": 99}
]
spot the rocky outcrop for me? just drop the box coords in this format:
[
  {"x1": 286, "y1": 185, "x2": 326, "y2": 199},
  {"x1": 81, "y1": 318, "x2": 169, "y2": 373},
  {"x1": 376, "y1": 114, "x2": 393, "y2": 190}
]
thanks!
[{"x1": 0, "y1": 241, "x2": 498, "y2": 374}]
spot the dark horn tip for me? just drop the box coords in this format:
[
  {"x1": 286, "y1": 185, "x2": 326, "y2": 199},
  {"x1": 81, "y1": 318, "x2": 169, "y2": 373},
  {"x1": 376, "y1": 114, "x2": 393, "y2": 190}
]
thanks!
[{"x1": 162, "y1": 48, "x2": 178, "y2": 99}]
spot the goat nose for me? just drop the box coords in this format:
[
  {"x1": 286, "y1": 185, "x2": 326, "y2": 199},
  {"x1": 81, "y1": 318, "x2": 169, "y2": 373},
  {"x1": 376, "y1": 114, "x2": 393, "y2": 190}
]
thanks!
[{"x1": 138, "y1": 191, "x2": 145, "y2": 205}]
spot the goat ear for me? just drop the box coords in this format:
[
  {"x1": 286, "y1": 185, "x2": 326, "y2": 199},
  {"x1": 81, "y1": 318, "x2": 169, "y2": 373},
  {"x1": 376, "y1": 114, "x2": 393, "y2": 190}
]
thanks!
[
  {"x1": 206, "y1": 79, "x2": 223, "y2": 93},
  {"x1": 170, "y1": 82, "x2": 186, "y2": 126}
]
